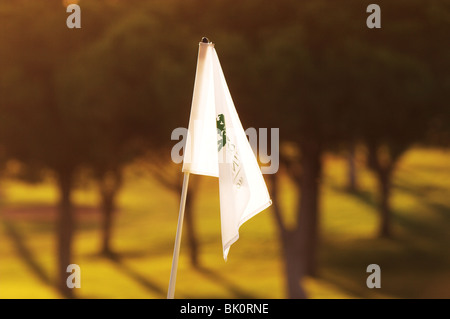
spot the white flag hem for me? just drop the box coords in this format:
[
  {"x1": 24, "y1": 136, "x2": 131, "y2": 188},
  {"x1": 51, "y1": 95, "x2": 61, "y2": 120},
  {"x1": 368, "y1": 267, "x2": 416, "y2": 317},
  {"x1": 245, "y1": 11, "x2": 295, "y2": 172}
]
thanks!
[{"x1": 222, "y1": 199, "x2": 272, "y2": 261}]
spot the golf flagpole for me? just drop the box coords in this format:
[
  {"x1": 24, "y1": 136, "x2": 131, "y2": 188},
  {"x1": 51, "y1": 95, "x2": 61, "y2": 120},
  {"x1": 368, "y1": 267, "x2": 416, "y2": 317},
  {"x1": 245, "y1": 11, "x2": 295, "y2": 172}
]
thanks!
[
  {"x1": 167, "y1": 37, "x2": 211, "y2": 300},
  {"x1": 167, "y1": 172, "x2": 190, "y2": 299}
]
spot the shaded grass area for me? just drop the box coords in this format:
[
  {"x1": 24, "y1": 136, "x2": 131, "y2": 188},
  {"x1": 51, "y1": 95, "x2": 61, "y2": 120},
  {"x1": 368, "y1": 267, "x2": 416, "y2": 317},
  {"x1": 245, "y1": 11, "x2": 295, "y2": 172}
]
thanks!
[
  {"x1": 0, "y1": 147, "x2": 449, "y2": 298},
  {"x1": 319, "y1": 148, "x2": 450, "y2": 298}
]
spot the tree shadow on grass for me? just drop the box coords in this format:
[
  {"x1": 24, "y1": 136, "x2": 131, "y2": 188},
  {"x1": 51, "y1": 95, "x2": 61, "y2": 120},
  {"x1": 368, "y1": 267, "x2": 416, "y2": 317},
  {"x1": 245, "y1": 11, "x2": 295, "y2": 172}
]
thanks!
[
  {"x1": 394, "y1": 178, "x2": 450, "y2": 220},
  {"x1": 101, "y1": 253, "x2": 256, "y2": 298},
  {"x1": 194, "y1": 266, "x2": 257, "y2": 299},
  {"x1": 329, "y1": 177, "x2": 450, "y2": 242},
  {"x1": 320, "y1": 234, "x2": 450, "y2": 298},
  {"x1": 319, "y1": 238, "x2": 395, "y2": 298},
  {"x1": 103, "y1": 253, "x2": 166, "y2": 298},
  {"x1": 2, "y1": 219, "x2": 54, "y2": 287},
  {"x1": 328, "y1": 177, "x2": 378, "y2": 209},
  {"x1": 322, "y1": 178, "x2": 450, "y2": 298},
  {"x1": 347, "y1": 189, "x2": 378, "y2": 211}
]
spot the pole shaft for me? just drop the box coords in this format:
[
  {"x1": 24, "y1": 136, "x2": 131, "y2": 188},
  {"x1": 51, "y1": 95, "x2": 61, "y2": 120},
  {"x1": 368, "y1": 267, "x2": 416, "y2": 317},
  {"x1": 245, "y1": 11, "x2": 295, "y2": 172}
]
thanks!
[{"x1": 167, "y1": 172, "x2": 190, "y2": 299}]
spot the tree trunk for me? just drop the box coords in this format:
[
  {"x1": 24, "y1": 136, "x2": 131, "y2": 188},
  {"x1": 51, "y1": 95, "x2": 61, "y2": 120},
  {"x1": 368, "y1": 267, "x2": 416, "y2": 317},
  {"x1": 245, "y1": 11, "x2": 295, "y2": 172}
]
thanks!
[
  {"x1": 99, "y1": 170, "x2": 122, "y2": 256},
  {"x1": 57, "y1": 169, "x2": 75, "y2": 299},
  {"x1": 184, "y1": 184, "x2": 199, "y2": 268},
  {"x1": 347, "y1": 144, "x2": 358, "y2": 192},
  {"x1": 367, "y1": 143, "x2": 394, "y2": 239},
  {"x1": 283, "y1": 231, "x2": 307, "y2": 298},
  {"x1": 101, "y1": 191, "x2": 115, "y2": 256},
  {"x1": 269, "y1": 173, "x2": 307, "y2": 299},
  {"x1": 297, "y1": 142, "x2": 322, "y2": 277},
  {"x1": 377, "y1": 169, "x2": 392, "y2": 238}
]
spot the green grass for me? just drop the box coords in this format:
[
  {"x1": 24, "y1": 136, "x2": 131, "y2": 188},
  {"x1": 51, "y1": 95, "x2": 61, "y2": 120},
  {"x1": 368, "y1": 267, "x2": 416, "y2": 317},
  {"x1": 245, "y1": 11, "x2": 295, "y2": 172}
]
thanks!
[{"x1": 0, "y1": 147, "x2": 449, "y2": 298}]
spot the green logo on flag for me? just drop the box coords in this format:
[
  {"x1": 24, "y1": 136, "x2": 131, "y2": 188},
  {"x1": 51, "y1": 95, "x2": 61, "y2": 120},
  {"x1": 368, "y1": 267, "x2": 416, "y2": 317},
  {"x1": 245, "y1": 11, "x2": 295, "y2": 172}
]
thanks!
[{"x1": 217, "y1": 114, "x2": 226, "y2": 151}]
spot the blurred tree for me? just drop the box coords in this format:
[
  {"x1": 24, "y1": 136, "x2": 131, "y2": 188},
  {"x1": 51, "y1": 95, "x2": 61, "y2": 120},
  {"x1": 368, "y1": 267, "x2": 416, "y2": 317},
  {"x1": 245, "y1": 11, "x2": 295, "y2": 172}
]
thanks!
[
  {"x1": 230, "y1": 0, "x2": 440, "y2": 296},
  {"x1": 247, "y1": 14, "x2": 355, "y2": 298},
  {"x1": 353, "y1": 48, "x2": 432, "y2": 238},
  {"x1": 355, "y1": 0, "x2": 445, "y2": 237},
  {"x1": 0, "y1": 0, "x2": 130, "y2": 297},
  {"x1": 59, "y1": 10, "x2": 203, "y2": 264}
]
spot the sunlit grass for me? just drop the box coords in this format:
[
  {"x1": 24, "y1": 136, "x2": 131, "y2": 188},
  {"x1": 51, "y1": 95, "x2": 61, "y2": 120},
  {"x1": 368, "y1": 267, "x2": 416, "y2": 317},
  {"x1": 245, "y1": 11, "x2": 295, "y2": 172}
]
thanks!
[{"x1": 0, "y1": 147, "x2": 449, "y2": 298}]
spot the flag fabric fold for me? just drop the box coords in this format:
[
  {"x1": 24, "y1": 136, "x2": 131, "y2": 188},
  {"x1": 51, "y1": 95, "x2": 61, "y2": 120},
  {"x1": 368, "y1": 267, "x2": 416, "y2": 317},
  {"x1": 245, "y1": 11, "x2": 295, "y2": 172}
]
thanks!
[
  {"x1": 182, "y1": 42, "x2": 219, "y2": 177},
  {"x1": 183, "y1": 41, "x2": 272, "y2": 261}
]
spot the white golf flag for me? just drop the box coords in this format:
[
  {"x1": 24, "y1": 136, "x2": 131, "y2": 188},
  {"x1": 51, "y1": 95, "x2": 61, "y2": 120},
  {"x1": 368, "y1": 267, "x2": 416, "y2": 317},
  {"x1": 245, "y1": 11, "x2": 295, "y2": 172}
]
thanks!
[{"x1": 183, "y1": 41, "x2": 272, "y2": 261}]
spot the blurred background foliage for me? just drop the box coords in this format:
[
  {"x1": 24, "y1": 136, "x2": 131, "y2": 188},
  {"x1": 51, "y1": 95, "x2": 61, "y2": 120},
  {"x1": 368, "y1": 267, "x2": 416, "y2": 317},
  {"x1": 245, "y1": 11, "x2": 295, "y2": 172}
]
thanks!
[{"x1": 0, "y1": 0, "x2": 449, "y2": 298}]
